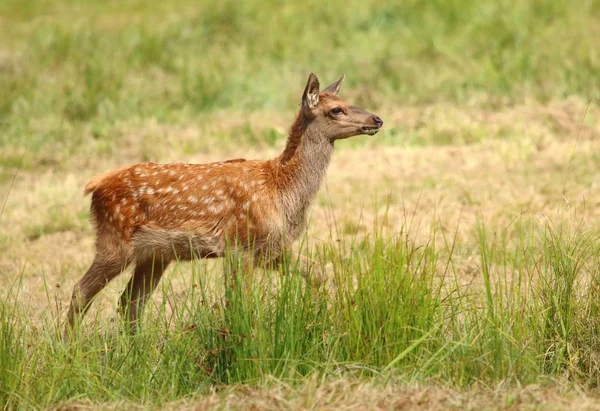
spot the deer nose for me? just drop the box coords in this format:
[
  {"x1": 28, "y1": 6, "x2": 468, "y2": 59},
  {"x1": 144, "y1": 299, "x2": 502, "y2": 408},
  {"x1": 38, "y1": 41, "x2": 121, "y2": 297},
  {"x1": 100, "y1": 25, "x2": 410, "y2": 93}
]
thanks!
[{"x1": 372, "y1": 116, "x2": 383, "y2": 128}]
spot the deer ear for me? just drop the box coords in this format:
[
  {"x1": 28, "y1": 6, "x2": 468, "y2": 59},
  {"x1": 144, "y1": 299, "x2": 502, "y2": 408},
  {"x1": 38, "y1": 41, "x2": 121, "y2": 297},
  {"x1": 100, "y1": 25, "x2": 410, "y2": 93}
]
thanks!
[
  {"x1": 322, "y1": 74, "x2": 345, "y2": 96},
  {"x1": 302, "y1": 73, "x2": 320, "y2": 111}
]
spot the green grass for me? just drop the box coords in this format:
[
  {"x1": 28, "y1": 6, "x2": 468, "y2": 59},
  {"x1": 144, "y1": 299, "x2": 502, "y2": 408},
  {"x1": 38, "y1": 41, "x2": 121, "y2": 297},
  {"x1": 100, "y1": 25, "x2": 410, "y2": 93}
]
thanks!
[
  {"x1": 0, "y1": 0, "x2": 599, "y2": 173},
  {"x1": 2, "y1": 215, "x2": 600, "y2": 407}
]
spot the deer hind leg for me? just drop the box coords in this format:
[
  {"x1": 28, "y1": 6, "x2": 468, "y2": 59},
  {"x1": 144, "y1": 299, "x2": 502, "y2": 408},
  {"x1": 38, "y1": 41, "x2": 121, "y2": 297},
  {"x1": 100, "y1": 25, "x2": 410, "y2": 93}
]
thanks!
[
  {"x1": 119, "y1": 256, "x2": 170, "y2": 334},
  {"x1": 64, "y1": 253, "x2": 130, "y2": 339}
]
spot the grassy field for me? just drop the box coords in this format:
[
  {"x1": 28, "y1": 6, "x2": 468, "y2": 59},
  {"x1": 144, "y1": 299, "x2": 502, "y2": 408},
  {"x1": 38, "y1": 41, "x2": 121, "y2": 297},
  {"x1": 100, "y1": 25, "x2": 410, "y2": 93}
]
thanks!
[{"x1": 2, "y1": 0, "x2": 600, "y2": 409}]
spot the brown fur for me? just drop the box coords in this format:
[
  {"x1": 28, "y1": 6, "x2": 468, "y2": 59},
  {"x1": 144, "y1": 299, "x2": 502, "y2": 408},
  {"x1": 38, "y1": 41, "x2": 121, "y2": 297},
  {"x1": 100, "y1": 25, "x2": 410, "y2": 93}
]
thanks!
[
  {"x1": 83, "y1": 166, "x2": 129, "y2": 195},
  {"x1": 64, "y1": 73, "x2": 383, "y2": 337}
]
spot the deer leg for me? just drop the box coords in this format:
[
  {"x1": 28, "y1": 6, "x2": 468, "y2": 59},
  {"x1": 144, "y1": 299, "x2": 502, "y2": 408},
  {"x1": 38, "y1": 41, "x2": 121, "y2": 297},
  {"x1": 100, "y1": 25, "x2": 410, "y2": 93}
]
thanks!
[
  {"x1": 263, "y1": 252, "x2": 325, "y2": 287},
  {"x1": 64, "y1": 254, "x2": 129, "y2": 339},
  {"x1": 119, "y1": 256, "x2": 170, "y2": 334},
  {"x1": 290, "y1": 253, "x2": 325, "y2": 286},
  {"x1": 222, "y1": 251, "x2": 254, "y2": 292}
]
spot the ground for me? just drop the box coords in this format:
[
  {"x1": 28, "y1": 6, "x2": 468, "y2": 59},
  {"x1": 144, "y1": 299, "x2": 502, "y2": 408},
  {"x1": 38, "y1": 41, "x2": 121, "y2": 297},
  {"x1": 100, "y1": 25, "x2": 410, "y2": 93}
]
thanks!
[
  {"x1": 49, "y1": 381, "x2": 600, "y2": 410},
  {"x1": 4, "y1": 100, "x2": 600, "y2": 409}
]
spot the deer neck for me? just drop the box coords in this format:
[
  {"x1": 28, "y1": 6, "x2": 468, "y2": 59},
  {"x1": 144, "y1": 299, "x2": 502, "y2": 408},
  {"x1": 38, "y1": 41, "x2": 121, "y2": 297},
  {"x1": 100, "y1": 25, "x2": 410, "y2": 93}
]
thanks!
[{"x1": 273, "y1": 113, "x2": 334, "y2": 234}]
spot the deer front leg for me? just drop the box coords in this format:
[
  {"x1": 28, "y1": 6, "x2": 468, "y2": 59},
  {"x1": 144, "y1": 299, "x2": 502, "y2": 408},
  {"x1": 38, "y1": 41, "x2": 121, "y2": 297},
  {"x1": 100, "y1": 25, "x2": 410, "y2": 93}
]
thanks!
[
  {"x1": 291, "y1": 253, "x2": 325, "y2": 286},
  {"x1": 263, "y1": 252, "x2": 325, "y2": 287},
  {"x1": 222, "y1": 250, "x2": 255, "y2": 292}
]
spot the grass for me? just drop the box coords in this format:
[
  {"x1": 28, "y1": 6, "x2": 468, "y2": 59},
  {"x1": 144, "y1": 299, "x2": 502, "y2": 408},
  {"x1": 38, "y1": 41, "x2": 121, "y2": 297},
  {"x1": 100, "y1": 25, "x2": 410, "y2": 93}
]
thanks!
[
  {"x1": 0, "y1": 0, "x2": 599, "y2": 173},
  {"x1": 2, "y1": 215, "x2": 600, "y2": 408},
  {"x1": 2, "y1": 0, "x2": 600, "y2": 408}
]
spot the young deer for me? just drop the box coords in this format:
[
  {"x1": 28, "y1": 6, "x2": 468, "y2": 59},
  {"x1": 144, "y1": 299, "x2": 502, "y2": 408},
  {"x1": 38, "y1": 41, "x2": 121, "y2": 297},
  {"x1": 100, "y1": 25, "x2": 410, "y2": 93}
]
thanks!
[{"x1": 64, "y1": 73, "x2": 383, "y2": 336}]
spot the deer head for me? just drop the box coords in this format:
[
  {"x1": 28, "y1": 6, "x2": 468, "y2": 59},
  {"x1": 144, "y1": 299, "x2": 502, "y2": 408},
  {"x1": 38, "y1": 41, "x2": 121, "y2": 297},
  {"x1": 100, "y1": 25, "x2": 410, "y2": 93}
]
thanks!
[{"x1": 301, "y1": 73, "x2": 383, "y2": 141}]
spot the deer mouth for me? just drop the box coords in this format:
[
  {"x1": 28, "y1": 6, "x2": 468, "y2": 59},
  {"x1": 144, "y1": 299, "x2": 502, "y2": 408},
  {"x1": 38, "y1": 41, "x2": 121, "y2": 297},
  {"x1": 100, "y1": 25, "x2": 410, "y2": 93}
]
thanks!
[{"x1": 362, "y1": 126, "x2": 380, "y2": 135}]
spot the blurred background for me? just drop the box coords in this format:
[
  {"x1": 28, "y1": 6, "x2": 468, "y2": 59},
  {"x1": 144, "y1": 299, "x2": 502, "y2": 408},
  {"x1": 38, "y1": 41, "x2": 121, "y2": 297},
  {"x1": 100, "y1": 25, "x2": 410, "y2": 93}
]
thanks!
[{"x1": 0, "y1": 0, "x2": 598, "y2": 177}]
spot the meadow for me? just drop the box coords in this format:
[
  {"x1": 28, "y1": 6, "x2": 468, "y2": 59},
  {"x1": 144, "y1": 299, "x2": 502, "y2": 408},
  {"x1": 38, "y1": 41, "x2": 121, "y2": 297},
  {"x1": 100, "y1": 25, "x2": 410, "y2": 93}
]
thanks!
[{"x1": 1, "y1": 0, "x2": 600, "y2": 408}]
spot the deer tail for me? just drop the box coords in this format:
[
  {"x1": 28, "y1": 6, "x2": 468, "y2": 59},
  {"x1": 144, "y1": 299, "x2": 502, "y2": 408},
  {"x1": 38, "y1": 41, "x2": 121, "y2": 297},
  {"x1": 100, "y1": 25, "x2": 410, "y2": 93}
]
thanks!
[{"x1": 83, "y1": 166, "x2": 129, "y2": 196}]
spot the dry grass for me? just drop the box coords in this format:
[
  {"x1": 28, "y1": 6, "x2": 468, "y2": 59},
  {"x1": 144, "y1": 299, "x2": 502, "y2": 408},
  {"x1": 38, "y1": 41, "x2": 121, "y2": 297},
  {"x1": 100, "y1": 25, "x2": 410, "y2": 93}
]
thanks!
[
  {"x1": 50, "y1": 379, "x2": 600, "y2": 410},
  {"x1": 2, "y1": 98, "x2": 598, "y2": 299}
]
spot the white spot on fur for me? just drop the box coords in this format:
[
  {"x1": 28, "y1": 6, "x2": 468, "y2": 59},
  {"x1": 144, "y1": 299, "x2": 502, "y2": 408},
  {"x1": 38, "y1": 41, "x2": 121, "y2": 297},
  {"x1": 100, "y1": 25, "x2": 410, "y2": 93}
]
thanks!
[
  {"x1": 147, "y1": 188, "x2": 155, "y2": 195},
  {"x1": 208, "y1": 204, "x2": 223, "y2": 214},
  {"x1": 188, "y1": 195, "x2": 198, "y2": 204}
]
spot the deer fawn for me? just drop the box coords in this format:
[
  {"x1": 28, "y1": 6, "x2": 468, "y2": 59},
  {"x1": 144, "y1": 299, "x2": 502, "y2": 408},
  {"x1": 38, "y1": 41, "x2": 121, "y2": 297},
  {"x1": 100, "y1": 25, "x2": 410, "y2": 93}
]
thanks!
[{"x1": 64, "y1": 73, "x2": 383, "y2": 336}]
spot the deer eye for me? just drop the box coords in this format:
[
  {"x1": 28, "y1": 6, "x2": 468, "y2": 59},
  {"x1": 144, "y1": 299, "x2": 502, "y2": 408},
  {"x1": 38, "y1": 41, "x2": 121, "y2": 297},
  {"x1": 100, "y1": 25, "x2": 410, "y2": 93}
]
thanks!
[{"x1": 331, "y1": 107, "x2": 344, "y2": 116}]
